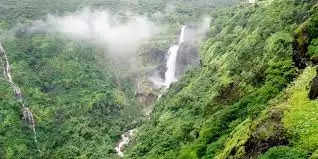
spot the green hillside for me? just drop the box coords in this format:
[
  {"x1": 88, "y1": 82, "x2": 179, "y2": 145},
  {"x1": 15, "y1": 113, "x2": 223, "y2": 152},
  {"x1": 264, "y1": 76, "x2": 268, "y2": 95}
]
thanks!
[
  {"x1": 126, "y1": 1, "x2": 318, "y2": 159},
  {"x1": 0, "y1": 0, "x2": 318, "y2": 159}
]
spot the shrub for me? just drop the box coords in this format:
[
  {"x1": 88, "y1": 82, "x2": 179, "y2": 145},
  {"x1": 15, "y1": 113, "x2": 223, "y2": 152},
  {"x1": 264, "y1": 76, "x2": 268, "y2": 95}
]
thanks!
[
  {"x1": 259, "y1": 146, "x2": 307, "y2": 159},
  {"x1": 308, "y1": 38, "x2": 318, "y2": 57}
]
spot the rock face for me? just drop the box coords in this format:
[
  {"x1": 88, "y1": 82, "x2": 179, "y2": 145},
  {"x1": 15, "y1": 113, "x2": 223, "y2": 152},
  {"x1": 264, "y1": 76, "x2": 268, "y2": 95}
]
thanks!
[
  {"x1": 293, "y1": 23, "x2": 309, "y2": 69},
  {"x1": 311, "y1": 56, "x2": 318, "y2": 65},
  {"x1": 147, "y1": 48, "x2": 167, "y2": 79},
  {"x1": 135, "y1": 78, "x2": 158, "y2": 106},
  {"x1": 175, "y1": 25, "x2": 201, "y2": 78},
  {"x1": 244, "y1": 108, "x2": 288, "y2": 158},
  {"x1": 175, "y1": 42, "x2": 199, "y2": 78},
  {"x1": 309, "y1": 69, "x2": 318, "y2": 100}
]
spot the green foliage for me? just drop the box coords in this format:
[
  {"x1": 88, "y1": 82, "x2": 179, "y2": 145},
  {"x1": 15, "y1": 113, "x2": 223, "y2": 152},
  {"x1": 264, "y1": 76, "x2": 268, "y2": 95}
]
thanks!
[
  {"x1": 216, "y1": 119, "x2": 251, "y2": 159},
  {"x1": 311, "y1": 149, "x2": 318, "y2": 159},
  {"x1": 307, "y1": 14, "x2": 318, "y2": 39},
  {"x1": 0, "y1": 83, "x2": 36, "y2": 158},
  {"x1": 0, "y1": 0, "x2": 237, "y2": 29},
  {"x1": 0, "y1": 21, "x2": 9, "y2": 35},
  {"x1": 202, "y1": 135, "x2": 227, "y2": 159},
  {"x1": 259, "y1": 146, "x2": 307, "y2": 159},
  {"x1": 308, "y1": 38, "x2": 318, "y2": 57}
]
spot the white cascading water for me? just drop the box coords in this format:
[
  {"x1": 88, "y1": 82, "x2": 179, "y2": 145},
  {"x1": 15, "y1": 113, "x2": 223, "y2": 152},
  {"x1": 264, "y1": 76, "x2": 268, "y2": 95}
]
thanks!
[
  {"x1": 115, "y1": 129, "x2": 136, "y2": 157},
  {"x1": 0, "y1": 43, "x2": 39, "y2": 150},
  {"x1": 115, "y1": 26, "x2": 187, "y2": 157},
  {"x1": 164, "y1": 25, "x2": 186, "y2": 88}
]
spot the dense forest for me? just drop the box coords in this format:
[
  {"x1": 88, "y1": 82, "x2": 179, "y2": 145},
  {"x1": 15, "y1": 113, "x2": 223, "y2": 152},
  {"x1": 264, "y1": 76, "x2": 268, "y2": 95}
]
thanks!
[{"x1": 0, "y1": 0, "x2": 317, "y2": 159}]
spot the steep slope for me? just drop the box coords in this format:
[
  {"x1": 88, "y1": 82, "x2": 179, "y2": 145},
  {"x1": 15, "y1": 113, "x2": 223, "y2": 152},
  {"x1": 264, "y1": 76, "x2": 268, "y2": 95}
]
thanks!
[
  {"x1": 0, "y1": 34, "x2": 143, "y2": 158},
  {"x1": 126, "y1": 0, "x2": 318, "y2": 158},
  {"x1": 0, "y1": 1, "x2": 241, "y2": 158}
]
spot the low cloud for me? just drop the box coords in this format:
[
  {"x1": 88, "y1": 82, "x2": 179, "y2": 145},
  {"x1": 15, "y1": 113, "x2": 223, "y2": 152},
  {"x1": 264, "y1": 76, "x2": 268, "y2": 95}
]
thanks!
[
  {"x1": 185, "y1": 16, "x2": 211, "y2": 43},
  {"x1": 30, "y1": 8, "x2": 158, "y2": 56},
  {"x1": 197, "y1": 16, "x2": 211, "y2": 39}
]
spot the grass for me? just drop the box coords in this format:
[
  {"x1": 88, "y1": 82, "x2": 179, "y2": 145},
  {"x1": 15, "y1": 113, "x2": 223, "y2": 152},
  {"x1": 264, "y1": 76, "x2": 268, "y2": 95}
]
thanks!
[{"x1": 282, "y1": 67, "x2": 318, "y2": 153}]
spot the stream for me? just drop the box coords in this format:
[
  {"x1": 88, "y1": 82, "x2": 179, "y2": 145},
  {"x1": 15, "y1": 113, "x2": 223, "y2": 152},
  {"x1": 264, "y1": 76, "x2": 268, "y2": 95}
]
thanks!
[{"x1": 115, "y1": 129, "x2": 136, "y2": 157}]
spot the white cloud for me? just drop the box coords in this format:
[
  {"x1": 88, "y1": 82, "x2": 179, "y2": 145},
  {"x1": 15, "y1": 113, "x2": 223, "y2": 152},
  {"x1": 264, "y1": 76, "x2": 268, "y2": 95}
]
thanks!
[{"x1": 30, "y1": 8, "x2": 158, "y2": 55}]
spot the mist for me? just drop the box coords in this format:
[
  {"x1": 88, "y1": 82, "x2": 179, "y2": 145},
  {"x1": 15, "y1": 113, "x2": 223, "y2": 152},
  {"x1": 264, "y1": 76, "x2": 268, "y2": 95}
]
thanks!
[
  {"x1": 185, "y1": 16, "x2": 211, "y2": 43},
  {"x1": 30, "y1": 8, "x2": 158, "y2": 56},
  {"x1": 28, "y1": 7, "x2": 211, "y2": 81}
]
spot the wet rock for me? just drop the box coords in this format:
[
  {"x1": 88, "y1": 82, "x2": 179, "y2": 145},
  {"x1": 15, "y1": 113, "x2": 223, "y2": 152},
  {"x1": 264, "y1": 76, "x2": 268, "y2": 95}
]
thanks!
[
  {"x1": 156, "y1": 63, "x2": 167, "y2": 80},
  {"x1": 115, "y1": 129, "x2": 137, "y2": 157},
  {"x1": 136, "y1": 92, "x2": 157, "y2": 106},
  {"x1": 135, "y1": 79, "x2": 158, "y2": 106},
  {"x1": 293, "y1": 23, "x2": 310, "y2": 69},
  {"x1": 22, "y1": 107, "x2": 36, "y2": 126},
  {"x1": 146, "y1": 48, "x2": 167, "y2": 79},
  {"x1": 293, "y1": 44, "x2": 308, "y2": 69},
  {"x1": 309, "y1": 69, "x2": 318, "y2": 99},
  {"x1": 311, "y1": 56, "x2": 318, "y2": 65},
  {"x1": 175, "y1": 42, "x2": 199, "y2": 77}
]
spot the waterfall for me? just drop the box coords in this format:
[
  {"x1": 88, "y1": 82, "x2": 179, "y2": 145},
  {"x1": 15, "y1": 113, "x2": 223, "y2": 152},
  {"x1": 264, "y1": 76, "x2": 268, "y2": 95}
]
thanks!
[
  {"x1": 164, "y1": 25, "x2": 186, "y2": 88},
  {"x1": 114, "y1": 26, "x2": 187, "y2": 157},
  {"x1": 0, "y1": 42, "x2": 39, "y2": 150}
]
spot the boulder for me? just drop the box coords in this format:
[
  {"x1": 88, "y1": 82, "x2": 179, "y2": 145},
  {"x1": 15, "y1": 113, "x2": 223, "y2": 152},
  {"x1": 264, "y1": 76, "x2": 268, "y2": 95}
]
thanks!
[
  {"x1": 311, "y1": 56, "x2": 318, "y2": 65},
  {"x1": 309, "y1": 68, "x2": 318, "y2": 99}
]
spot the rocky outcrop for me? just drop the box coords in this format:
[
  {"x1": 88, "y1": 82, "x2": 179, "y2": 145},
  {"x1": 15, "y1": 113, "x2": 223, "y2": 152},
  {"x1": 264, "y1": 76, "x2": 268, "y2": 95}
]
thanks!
[
  {"x1": 244, "y1": 108, "x2": 288, "y2": 158},
  {"x1": 219, "y1": 108, "x2": 288, "y2": 159},
  {"x1": 293, "y1": 15, "x2": 318, "y2": 69},
  {"x1": 145, "y1": 48, "x2": 167, "y2": 79},
  {"x1": 135, "y1": 78, "x2": 158, "y2": 107},
  {"x1": 311, "y1": 56, "x2": 318, "y2": 65},
  {"x1": 309, "y1": 68, "x2": 318, "y2": 99},
  {"x1": 293, "y1": 22, "x2": 310, "y2": 69}
]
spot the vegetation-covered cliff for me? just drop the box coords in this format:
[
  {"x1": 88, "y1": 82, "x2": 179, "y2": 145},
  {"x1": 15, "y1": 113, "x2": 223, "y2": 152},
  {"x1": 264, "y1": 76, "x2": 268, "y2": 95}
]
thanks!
[{"x1": 126, "y1": 0, "x2": 318, "y2": 159}]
